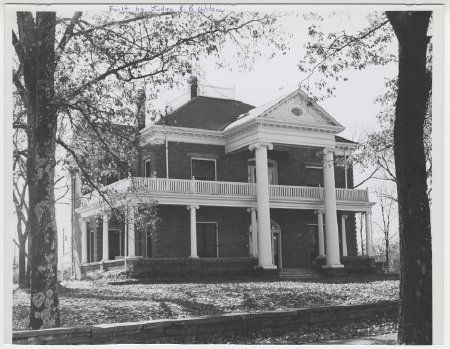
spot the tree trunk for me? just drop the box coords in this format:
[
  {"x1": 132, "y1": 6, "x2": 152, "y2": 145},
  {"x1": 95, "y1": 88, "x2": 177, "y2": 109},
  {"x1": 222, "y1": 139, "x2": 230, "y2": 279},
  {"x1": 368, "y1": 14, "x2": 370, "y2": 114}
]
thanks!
[
  {"x1": 385, "y1": 232, "x2": 389, "y2": 271},
  {"x1": 18, "y1": 234, "x2": 28, "y2": 288},
  {"x1": 386, "y1": 11, "x2": 432, "y2": 344},
  {"x1": 18, "y1": 11, "x2": 60, "y2": 329}
]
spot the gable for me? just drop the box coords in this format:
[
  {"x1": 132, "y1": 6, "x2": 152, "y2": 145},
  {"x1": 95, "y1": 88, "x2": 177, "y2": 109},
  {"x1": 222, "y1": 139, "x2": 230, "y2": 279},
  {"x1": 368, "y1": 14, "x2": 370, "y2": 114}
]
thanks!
[{"x1": 260, "y1": 91, "x2": 342, "y2": 128}]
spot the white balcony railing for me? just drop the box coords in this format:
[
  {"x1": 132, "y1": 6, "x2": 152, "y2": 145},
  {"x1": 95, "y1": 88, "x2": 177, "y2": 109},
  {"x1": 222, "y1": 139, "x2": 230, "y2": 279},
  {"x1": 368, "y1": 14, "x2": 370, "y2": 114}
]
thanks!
[
  {"x1": 131, "y1": 177, "x2": 256, "y2": 197},
  {"x1": 83, "y1": 177, "x2": 369, "y2": 209},
  {"x1": 128, "y1": 177, "x2": 368, "y2": 202},
  {"x1": 269, "y1": 184, "x2": 323, "y2": 199}
]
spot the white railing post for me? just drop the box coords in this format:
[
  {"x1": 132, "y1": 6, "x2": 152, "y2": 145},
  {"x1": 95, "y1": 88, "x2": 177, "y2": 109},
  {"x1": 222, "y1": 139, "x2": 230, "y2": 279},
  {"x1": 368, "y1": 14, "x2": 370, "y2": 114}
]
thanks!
[{"x1": 191, "y1": 176, "x2": 196, "y2": 193}]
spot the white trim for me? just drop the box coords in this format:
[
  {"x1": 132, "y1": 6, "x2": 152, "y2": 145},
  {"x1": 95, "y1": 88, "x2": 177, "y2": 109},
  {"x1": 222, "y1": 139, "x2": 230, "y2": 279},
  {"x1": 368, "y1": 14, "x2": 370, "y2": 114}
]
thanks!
[
  {"x1": 191, "y1": 158, "x2": 217, "y2": 181},
  {"x1": 196, "y1": 221, "x2": 219, "y2": 258},
  {"x1": 305, "y1": 165, "x2": 323, "y2": 170}
]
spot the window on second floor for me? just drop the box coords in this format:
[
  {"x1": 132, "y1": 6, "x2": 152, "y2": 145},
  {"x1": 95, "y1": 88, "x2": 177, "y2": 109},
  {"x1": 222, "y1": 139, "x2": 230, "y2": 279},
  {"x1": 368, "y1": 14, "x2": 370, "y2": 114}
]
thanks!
[
  {"x1": 247, "y1": 159, "x2": 278, "y2": 185},
  {"x1": 191, "y1": 158, "x2": 216, "y2": 181},
  {"x1": 305, "y1": 165, "x2": 323, "y2": 187},
  {"x1": 144, "y1": 159, "x2": 152, "y2": 178}
]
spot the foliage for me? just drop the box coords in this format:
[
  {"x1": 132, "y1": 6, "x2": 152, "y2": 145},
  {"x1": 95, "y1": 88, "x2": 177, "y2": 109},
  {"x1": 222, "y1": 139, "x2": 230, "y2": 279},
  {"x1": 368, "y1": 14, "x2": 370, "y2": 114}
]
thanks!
[
  {"x1": 351, "y1": 77, "x2": 432, "y2": 195},
  {"x1": 13, "y1": 10, "x2": 286, "y2": 329},
  {"x1": 13, "y1": 278, "x2": 399, "y2": 330},
  {"x1": 299, "y1": 12, "x2": 396, "y2": 101}
]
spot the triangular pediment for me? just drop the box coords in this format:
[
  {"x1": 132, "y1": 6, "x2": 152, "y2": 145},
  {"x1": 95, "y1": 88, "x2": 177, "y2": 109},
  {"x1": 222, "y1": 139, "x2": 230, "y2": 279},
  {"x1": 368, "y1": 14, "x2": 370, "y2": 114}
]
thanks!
[{"x1": 259, "y1": 90, "x2": 343, "y2": 129}]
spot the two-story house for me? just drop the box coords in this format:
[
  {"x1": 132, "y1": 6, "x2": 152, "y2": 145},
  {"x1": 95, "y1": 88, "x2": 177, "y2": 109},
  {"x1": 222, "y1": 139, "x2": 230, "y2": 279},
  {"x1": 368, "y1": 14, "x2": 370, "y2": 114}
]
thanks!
[{"x1": 75, "y1": 77, "x2": 375, "y2": 278}]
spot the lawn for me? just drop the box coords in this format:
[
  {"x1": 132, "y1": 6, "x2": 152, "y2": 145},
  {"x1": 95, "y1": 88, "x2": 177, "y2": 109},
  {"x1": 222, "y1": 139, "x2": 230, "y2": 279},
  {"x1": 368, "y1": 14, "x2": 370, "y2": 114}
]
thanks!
[{"x1": 13, "y1": 278, "x2": 399, "y2": 331}]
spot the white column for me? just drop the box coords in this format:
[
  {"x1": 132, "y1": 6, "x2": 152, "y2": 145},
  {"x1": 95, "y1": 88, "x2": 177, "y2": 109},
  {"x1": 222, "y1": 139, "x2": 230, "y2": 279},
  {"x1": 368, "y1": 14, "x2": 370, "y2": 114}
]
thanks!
[
  {"x1": 80, "y1": 218, "x2": 88, "y2": 263},
  {"x1": 187, "y1": 205, "x2": 199, "y2": 258},
  {"x1": 249, "y1": 142, "x2": 275, "y2": 269},
  {"x1": 365, "y1": 210, "x2": 373, "y2": 256},
  {"x1": 341, "y1": 214, "x2": 348, "y2": 257},
  {"x1": 127, "y1": 205, "x2": 136, "y2": 257},
  {"x1": 102, "y1": 213, "x2": 109, "y2": 261},
  {"x1": 315, "y1": 209, "x2": 325, "y2": 257},
  {"x1": 248, "y1": 208, "x2": 258, "y2": 257},
  {"x1": 322, "y1": 149, "x2": 343, "y2": 268}
]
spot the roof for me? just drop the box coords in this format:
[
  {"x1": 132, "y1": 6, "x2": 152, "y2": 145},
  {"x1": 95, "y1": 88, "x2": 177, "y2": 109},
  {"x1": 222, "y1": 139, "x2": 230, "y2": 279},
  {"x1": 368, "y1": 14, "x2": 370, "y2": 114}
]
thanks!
[
  {"x1": 158, "y1": 96, "x2": 254, "y2": 131},
  {"x1": 335, "y1": 135, "x2": 358, "y2": 144}
]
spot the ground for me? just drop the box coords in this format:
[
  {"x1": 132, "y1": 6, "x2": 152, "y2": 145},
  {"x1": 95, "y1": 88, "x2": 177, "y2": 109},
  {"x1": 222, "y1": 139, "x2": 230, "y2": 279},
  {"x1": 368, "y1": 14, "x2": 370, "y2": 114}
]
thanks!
[{"x1": 13, "y1": 277, "x2": 399, "y2": 332}]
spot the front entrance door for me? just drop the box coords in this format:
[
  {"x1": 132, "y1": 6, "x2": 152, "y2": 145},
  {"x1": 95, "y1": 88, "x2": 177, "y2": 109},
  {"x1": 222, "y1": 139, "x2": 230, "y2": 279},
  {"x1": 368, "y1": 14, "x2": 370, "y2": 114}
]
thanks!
[
  {"x1": 196, "y1": 223, "x2": 218, "y2": 258},
  {"x1": 271, "y1": 220, "x2": 282, "y2": 268}
]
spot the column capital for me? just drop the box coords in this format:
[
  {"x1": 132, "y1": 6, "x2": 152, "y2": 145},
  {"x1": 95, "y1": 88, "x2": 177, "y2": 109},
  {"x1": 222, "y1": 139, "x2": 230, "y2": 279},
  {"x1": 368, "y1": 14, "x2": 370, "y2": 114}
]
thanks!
[
  {"x1": 249, "y1": 142, "x2": 273, "y2": 152},
  {"x1": 247, "y1": 207, "x2": 257, "y2": 213},
  {"x1": 314, "y1": 209, "x2": 325, "y2": 215},
  {"x1": 79, "y1": 217, "x2": 88, "y2": 223},
  {"x1": 187, "y1": 205, "x2": 199, "y2": 210},
  {"x1": 322, "y1": 147, "x2": 336, "y2": 156},
  {"x1": 341, "y1": 214, "x2": 348, "y2": 220}
]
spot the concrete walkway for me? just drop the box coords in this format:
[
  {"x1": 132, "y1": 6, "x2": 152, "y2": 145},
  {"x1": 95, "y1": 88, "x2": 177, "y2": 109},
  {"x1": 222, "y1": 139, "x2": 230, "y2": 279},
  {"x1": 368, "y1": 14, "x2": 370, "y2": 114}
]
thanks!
[{"x1": 319, "y1": 333, "x2": 397, "y2": 345}]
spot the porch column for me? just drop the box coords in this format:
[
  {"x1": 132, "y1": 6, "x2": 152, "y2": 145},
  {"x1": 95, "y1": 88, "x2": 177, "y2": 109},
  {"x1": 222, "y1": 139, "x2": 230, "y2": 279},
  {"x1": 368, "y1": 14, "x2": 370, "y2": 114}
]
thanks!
[
  {"x1": 187, "y1": 205, "x2": 199, "y2": 258},
  {"x1": 315, "y1": 209, "x2": 325, "y2": 257},
  {"x1": 102, "y1": 213, "x2": 109, "y2": 261},
  {"x1": 249, "y1": 142, "x2": 275, "y2": 269},
  {"x1": 127, "y1": 205, "x2": 136, "y2": 257},
  {"x1": 341, "y1": 214, "x2": 348, "y2": 257},
  {"x1": 365, "y1": 210, "x2": 373, "y2": 256},
  {"x1": 80, "y1": 218, "x2": 88, "y2": 263},
  {"x1": 248, "y1": 208, "x2": 258, "y2": 257},
  {"x1": 322, "y1": 149, "x2": 343, "y2": 268}
]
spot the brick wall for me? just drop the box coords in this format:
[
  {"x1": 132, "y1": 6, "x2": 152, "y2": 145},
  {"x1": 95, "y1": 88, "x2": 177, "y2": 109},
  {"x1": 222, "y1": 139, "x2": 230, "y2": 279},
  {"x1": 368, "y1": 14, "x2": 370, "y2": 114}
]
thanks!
[
  {"x1": 139, "y1": 142, "x2": 352, "y2": 188},
  {"x1": 13, "y1": 301, "x2": 399, "y2": 345},
  {"x1": 153, "y1": 205, "x2": 250, "y2": 258}
]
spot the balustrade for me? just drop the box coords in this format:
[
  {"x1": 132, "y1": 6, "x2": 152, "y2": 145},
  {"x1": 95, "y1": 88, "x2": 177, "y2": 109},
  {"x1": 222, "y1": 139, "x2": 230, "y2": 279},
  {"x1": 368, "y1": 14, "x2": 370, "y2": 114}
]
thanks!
[{"x1": 84, "y1": 177, "x2": 369, "y2": 204}]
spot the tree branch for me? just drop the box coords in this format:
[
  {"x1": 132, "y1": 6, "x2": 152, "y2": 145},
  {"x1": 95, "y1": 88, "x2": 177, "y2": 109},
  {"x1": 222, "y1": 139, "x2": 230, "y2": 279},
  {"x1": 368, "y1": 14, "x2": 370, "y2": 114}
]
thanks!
[
  {"x1": 56, "y1": 11, "x2": 83, "y2": 66},
  {"x1": 300, "y1": 19, "x2": 390, "y2": 89},
  {"x1": 56, "y1": 137, "x2": 115, "y2": 208}
]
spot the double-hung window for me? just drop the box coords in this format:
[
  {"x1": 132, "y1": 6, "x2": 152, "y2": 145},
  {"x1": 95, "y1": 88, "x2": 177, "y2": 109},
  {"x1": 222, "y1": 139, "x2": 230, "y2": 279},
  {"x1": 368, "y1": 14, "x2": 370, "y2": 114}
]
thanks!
[{"x1": 191, "y1": 158, "x2": 216, "y2": 181}]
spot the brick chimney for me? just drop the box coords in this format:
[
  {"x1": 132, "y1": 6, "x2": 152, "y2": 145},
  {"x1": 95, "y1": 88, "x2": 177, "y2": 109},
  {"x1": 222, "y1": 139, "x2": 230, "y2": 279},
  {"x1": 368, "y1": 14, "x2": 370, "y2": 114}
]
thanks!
[{"x1": 187, "y1": 76, "x2": 198, "y2": 99}]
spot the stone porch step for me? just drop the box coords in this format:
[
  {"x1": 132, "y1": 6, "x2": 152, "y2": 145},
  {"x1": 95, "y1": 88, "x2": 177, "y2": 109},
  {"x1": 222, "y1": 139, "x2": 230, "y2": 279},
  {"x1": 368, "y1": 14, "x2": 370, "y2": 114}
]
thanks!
[{"x1": 279, "y1": 268, "x2": 322, "y2": 280}]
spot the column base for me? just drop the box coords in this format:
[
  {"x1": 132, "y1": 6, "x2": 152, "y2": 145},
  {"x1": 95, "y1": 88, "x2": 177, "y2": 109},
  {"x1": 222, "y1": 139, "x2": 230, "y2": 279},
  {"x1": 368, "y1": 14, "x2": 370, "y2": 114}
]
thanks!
[
  {"x1": 254, "y1": 265, "x2": 279, "y2": 279},
  {"x1": 322, "y1": 264, "x2": 344, "y2": 269},
  {"x1": 320, "y1": 263, "x2": 345, "y2": 277},
  {"x1": 255, "y1": 265, "x2": 277, "y2": 270},
  {"x1": 189, "y1": 255, "x2": 199, "y2": 259}
]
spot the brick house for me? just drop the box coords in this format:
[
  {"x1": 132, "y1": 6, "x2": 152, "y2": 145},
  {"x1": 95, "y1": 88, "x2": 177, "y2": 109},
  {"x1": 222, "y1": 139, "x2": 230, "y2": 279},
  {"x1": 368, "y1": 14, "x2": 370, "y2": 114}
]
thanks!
[{"x1": 75, "y1": 78, "x2": 375, "y2": 277}]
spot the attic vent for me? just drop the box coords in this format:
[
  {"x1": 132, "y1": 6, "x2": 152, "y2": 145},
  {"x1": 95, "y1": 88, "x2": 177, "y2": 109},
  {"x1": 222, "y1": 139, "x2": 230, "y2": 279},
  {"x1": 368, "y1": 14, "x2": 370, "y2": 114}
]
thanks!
[{"x1": 290, "y1": 106, "x2": 303, "y2": 117}]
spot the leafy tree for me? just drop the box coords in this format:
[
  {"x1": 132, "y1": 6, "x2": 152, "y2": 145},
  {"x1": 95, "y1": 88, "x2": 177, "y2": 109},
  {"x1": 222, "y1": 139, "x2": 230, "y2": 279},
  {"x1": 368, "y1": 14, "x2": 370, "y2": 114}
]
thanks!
[
  {"x1": 13, "y1": 9, "x2": 284, "y2": 329},
  {"x1": 299, "y1": 11, "x2": 432, "y2": 344},
  {"x1": 352, "y1": 77, "x2": 432, "y2": 197}
]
